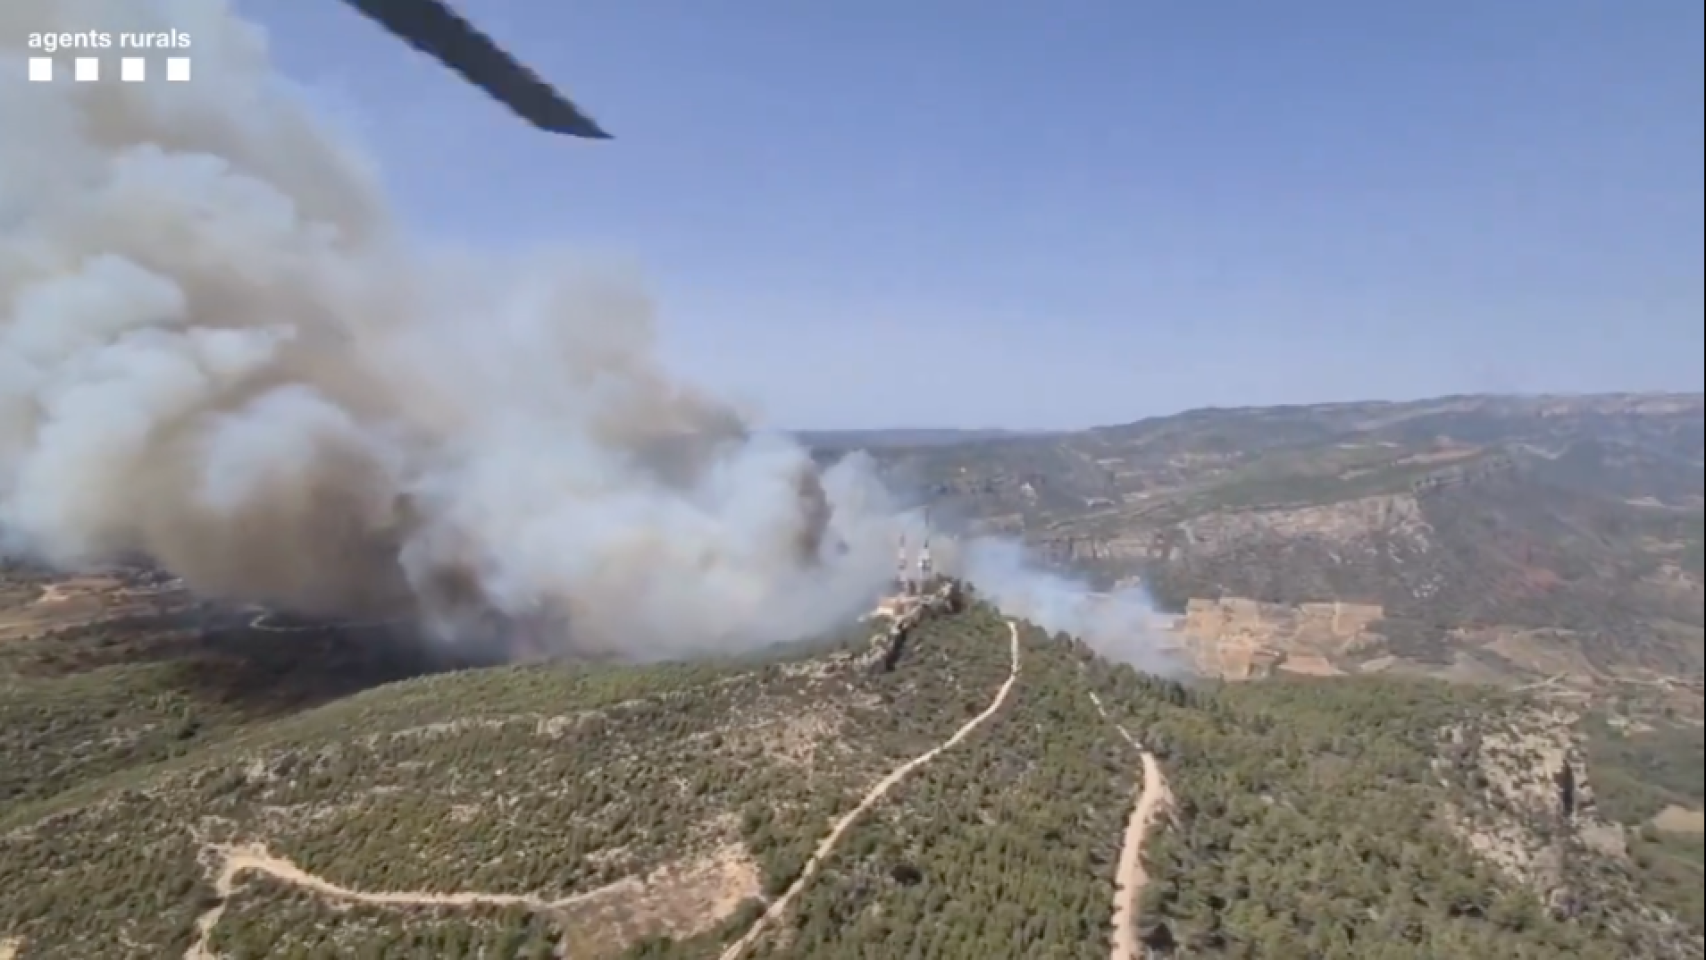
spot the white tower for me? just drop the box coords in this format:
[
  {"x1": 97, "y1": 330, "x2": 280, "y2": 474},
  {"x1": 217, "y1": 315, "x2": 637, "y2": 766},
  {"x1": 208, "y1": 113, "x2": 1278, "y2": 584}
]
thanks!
[
  {"x1": 895, "y1": 533, "x2": 910, "y2": 593},
  {"x1": 917, "y1": 507, "x2": 935, "y2": 586}
]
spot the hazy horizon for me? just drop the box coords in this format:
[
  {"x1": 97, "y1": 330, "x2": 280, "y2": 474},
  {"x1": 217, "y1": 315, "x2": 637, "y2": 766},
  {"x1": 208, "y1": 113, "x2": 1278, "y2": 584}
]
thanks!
[{"x1": 792, "y1": 388, "x2": 1704, "y2": 435}]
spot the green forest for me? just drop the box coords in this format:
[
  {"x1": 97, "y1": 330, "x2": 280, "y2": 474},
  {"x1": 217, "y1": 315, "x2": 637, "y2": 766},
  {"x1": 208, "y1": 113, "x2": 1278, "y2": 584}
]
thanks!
[{"x1": 1, "y1": 597, "x2": 1700, "y2": 959}]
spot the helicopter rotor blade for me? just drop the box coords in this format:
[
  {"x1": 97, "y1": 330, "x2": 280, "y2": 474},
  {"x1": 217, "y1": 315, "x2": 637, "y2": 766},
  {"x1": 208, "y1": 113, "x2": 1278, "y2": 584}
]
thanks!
[{"x1": 341, "y1": 0, "x2": 611, "y2": 139}]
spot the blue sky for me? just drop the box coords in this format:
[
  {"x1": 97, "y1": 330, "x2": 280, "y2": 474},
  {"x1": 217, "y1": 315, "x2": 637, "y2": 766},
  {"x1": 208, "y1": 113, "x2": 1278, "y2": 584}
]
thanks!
[{"x1": 242, "y1": 0, "x2": 1702, "y2": 430}]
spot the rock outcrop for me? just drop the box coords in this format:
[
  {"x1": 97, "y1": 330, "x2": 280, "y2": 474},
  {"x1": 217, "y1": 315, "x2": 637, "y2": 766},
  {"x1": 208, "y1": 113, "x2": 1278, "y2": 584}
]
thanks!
[
  {"x1": 1436, "y1": 708, "x2": 1699, "y2": 957},
  {"x1": 863, "y1": 578, "x2": 968, "y2": 673}
]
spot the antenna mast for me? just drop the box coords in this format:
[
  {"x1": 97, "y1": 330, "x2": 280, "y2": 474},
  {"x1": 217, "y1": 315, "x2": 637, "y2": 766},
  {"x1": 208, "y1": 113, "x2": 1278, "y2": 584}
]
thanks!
[{"x1": 917, "y1": 508, "x2": 934, "y2": 587}]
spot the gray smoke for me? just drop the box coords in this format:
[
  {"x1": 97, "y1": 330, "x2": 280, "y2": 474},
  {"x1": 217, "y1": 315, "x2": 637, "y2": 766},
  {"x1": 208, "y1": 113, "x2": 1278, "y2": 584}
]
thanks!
[
  {"x1": 868, "y1": 499, "x2": 1180, "y2": 672},
  {"x1": 951, "y1": 536, "x2": 1186, "y2": 675},
  {"x1": 1, "y1": 0, "x2": 1179, "y2": 672},
  {"x1": 0, "y1": 0, "x2": 909, "y2": 659}
]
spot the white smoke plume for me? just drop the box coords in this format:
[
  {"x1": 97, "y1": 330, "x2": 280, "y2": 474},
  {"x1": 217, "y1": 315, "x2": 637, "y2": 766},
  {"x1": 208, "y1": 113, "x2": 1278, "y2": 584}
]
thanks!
[
  {"x1": 950, "y1": 537, "x2": 1186, "y2": 675},
  {"x1": 1, "y1": 0, "x2": 1180, "y2": 672},
  {"x1": 869, "y1": 500, "x2": 1180, "y2": 672},
  {"x1": 0, "y1": 0, "x2": 911, "y2": 659}
]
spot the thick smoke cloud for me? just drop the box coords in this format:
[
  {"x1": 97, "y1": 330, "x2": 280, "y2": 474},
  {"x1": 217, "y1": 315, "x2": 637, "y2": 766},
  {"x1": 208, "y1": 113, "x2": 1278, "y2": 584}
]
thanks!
[
  {"x1": 0, "y1": 0, "x2": 910, "y2": 659},
  {"x1": 947, "y1": 536, "x2": 1185, "y2": 676},
  {"x1": 1, "y1": 0, "x2": 1179, "y2": 671}
]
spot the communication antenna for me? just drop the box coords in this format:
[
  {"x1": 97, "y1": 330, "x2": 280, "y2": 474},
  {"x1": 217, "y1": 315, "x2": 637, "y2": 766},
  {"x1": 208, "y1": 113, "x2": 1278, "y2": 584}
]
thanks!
[
  {"x1": 895, "y1": 532, "x2": 910, "y2": 592},
  {"x1": 917, "y1": 509, "x2": 934, "y2": 584}
]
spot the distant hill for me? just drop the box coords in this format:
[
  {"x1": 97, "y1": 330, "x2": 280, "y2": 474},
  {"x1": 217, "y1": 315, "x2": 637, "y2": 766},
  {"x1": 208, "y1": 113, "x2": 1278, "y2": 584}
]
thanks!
[
  {"x1": 830, "y1": 392, "x2": 1704, "y2": 683},
  {"x1": 794, "y1": 427, "x2": 1054, "y2": 450}
]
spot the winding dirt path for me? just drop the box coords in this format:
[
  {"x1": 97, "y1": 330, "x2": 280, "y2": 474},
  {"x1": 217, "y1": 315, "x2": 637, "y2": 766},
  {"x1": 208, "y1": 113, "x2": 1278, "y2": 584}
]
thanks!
[
  {"x1": 247, "y1": 611, "x2": 405, "y2": 633},
  {"x1": 1088, "y1": 691, "x2": 1173, "y2": 960},
  {"x1": 182, "y1": 618, "x2": 1021, "y2": 960},
  {"x1": 183, "y1": 841, "x2": 688, "y2": 960},
  {"x1": 716, "y1": 618, "x2": 1023, "y2": 960}
]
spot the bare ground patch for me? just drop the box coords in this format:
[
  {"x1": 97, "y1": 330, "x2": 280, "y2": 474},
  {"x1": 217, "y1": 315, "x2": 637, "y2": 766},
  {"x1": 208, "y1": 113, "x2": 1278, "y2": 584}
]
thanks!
[
  {"x1": 1472, "y1": 627, "x2": 1602, "y2": 680},
  {"x1": 1169, "y1": 597, "x2": 1381, "y2": 680},
  {"x1": 1277, "y1": 654, "x2": 1345, "y2": 677},
  {"x1": 0, "y1": 575, "x2": 185, "y2": 641},
  {"x1": 1652, "y1": 805, "x2": 1705, "y2": 834},
  {"x1": 555, "y1": 843, "x2": 760, "y2": 954},
  {"x1": 185, "y1": 839, "x2": 761, "y2": 960}
]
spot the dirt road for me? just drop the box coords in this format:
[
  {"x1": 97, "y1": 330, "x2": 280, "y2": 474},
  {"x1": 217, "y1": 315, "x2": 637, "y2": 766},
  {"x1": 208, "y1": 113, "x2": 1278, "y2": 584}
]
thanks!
[
  {"x1": 1088, "y1": 691, "x2": 1173, "y2": 960},
  {"x1": 247, "y1": 612, "x2": 404, "y2": 633},
  {"x1": 184, "y1": 841, "x2": 670, "y2": 959},
  {"x1": 181, "y1": 619, "x2": 1022, "y2": 960},
  {"x1": 717, "y1": 618, "x2": 1023, "y2": 960},
  {"x1": 1110, "y1": 751, "x2": 1171, "y2": 959}
]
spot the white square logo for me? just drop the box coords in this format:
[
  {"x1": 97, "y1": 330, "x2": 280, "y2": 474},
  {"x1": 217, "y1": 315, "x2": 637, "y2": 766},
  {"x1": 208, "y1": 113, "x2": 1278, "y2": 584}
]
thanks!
[
  {"x1": 166, "y1": 58, "x2": 190, "y2": 82},
  {"x1": 121, "y1": 58, "x2": 146, "y2": 82},
  {"x1": 27, "y1": 58, "x2": 52, "y2": 82},
  {"x1": 74, "y1": 58, "x2": 99, "y2": 82}
]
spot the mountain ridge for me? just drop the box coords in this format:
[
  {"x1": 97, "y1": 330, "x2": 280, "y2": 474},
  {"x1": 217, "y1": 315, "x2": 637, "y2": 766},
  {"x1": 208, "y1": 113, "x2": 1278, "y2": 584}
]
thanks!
[
  {"x1": 3, "y1": 389, "x2": 1701, "y2": 957},
  {"x1": 2, "y1": 589, "x2": 1699, "y2": 958},
  {"x1": 839, "y1": 390, "x2": 1703, "y2": 687}
]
